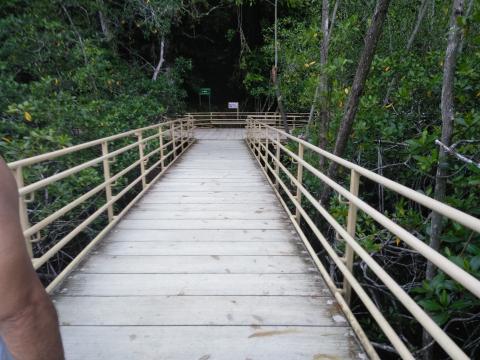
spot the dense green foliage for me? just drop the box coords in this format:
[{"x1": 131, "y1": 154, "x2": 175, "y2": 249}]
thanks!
[
  {"x1": 243, "y1": 0, "x2": 480, "y2": 357},
  {"x1": 0, "y1": 0, "x2": 191, "y2": 161}
]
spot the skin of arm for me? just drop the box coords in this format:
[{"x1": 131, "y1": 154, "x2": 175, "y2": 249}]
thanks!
[{"x1": 0, "y1": 157, "x2": 64, "y2": 360}]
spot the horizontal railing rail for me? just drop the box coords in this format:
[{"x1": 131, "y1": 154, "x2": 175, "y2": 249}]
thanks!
[
  {"x1": 188, "y1": 112, "x2": 308, "y2": 128},
  {"x1": 8, "y1": 117, "x2": 195, "y2": 293},
  {"x1": 246, "y1": 118, "x2": 480, "y2": 360}
]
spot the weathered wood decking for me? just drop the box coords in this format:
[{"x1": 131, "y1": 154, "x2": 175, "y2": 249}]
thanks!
[{"x1": 53, "y1": 129, "x2": 364, "y2": 359}]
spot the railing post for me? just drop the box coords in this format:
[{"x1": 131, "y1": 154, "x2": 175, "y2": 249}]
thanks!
[
  {"x1": 14, "y1": 167, "x2": 33, "y2": 257},
  {"x1": 275, "y1": 131, "x2": 280, "y2": 189},
  {"x1": 101, "y1": 141, "x2": 114, "y2": 222},
  {"x1": 136, "y1": 131, "x2": 147, "y2": 189},
  {"x1": 295, "y1": 143, "x2": 304, "y2": 223},
  {"x1": 158, "y1": 125, "x2": 165, "y2": 171},
  {"x1": 256, "y1": 122, "x2": 260, "y2": 156},
  {"x1": 180, "y1": 119, "x2": 184, "y2": 151},
  {"x1": 188, "y1": 117, "x2": 193, "y2": 141},
  {"x1": 344, "y1": 169, "x2": 360, "y2": 304},
  {"x1": 264, "y1": 126, "x2": 269, "y2": 171},
  {"x1": 171, "y1": 122, "x2": 176, "y2": 157}
]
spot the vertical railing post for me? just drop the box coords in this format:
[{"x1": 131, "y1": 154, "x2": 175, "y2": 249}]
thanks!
[
  {"x1": 158, "y1": 125, "x2": 165, "y2": 171},
  {"x1": 256, "y1": 122, "x2": 260, "y2": 156},
  {"x1": 295, "y1": 144, "x2": 304, "y2": 223},
  {"x1": 136, "y1": 131, "x2": 147, "y2": 189},
  {"x1": 14, "y1": 167, "x2": 33, "y2": 257},
  {"x1": 275, "y1": 131, "x2": 280, "y2": 189},
  {"x1": 171, "y1": 122, "x2": 176, "y2": 158},
  {"x1": 344, "y1": 169, "x2": 360, "y2": 304},
  {"x1": 101, "y1": 141, "x2": 114, "y2": 222},
  {"x1": 180, "y1": 119, "x2": 185, "y2": 151},
  {"x1": 264, "y1": 126, "x2": 269, "y2": 171}
]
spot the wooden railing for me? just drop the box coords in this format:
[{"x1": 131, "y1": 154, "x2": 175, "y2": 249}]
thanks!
[
  {"x1": 188, "y1": 111, "x2": 308, "y2": 128},
  {"x1": 7, "y1": 117, "x2": 195, "y2": 293},
  {"x1": 246, "y1": 118, "x2": 480, "y2": 360}
]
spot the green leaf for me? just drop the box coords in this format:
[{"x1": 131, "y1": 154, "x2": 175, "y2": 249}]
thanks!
[
  {"x1": 470, "y1": 256, "x2": 480, "y2": 272},
  {"x1": 432, "y1": 312, "x2": 449, "y2": 326},
  {"x1": 419, "y1": 299, "x2": 442, "y2": 312}
]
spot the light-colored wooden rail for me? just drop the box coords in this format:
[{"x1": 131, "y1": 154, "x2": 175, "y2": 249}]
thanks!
[
  {"x1": 189, "y1": 111, "x2": 308, "y2": 128},
  {"x1": 8, "y1": 117, "x2": 195, "y2": 293},
  {"x1": 246, "y1": 117, "x2": 480, "y2": 360}
]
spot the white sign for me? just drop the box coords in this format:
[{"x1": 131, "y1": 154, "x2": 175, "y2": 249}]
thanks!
[{"x1": 228, "y1": 102, "x2": 239, "y2": 109}]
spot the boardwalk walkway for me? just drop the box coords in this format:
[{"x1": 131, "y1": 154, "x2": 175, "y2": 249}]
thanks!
[{"x1": 53, "y1": 129, "x2": 364, "y2": 359}]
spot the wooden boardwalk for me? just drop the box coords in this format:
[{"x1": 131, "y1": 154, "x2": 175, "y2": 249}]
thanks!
[{"x1": 53, "y1": 129, "x2": 364, "y2": 359}]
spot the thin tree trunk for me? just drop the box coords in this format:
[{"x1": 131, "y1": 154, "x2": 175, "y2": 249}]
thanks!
[
  {"x1": 152, "y1": 36, "x2": 165, "y2": 81},
  {"x1": 383, "y1": 0, "x2": 430, "y2": 104},
  {"x1": 307, "y1": 0, "x2": 339, "y2": 149},
  {"x1": 98, "y1": 10, "x2": 111, "y2": 41},
  {"x1": 273, "y1": 69, "x2": 290, "y2": 133},
  {"x1": 406, "y1": 0, "x2": 430, "y2": 50},
  {"x1": 272, "y1": 0, "x2": 289, "y2": 134},
  {"x1": 458, "y1": 0, "x2": 474, "y2": 54},
  {"x1": 427, "y1": 0, "x2": 464, "y2": 280},
  {"x1": 320, "y1": 0, "x2": 391, "y2": 205},
  {"x1": 317, "y1": 0, "x2": 339, "y2": 168},
  {"x1": 422, "y1": 3, "x2": 464, "y2": 358}
]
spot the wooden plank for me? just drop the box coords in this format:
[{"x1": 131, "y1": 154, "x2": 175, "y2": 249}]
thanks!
[
  {"x1": 95, "y1": 241, "x2": 302, "y2": 256},
  {"x1": 60, "y1": 326, "x2": 362, "y2": 360},
  {"x1": 157, "y1": 179, "x2": 268, "y2": 184},
  {"x1": 140, "y1": 197, "x2": 279, "y2": 204},
  {"x1": 160, "y1": 172, "x2": 262, "y2": 179},
  {"x1": 129, "y1": 203, "x2": 282, "y2": 212},
  {"x1": 124, "y1": 209, "x2": 286, "y2": 220},
  {"x1": 58, "y1": 273, "x2": 328, "y2": 296},
  {"x1": 140, "y1": 192, "x2": 278, "y2": 204},
  {"x1": 75, "y1": 255, "x2": 314, "y2": 274},
  {"x1": 55, "y1": 296, "x2": 347, "y2": 326},
  {"x1": 149, "y1": 185, "x2": 271, "y2": 192},
  {"x1": 116, "y1": 219, "x2": 288, "y2": 230},
  {"x1": 164, "y1": 170, "x2": 262, "y2": 176},
  {"x1": 105, "y1": 229, "x2": 298, "y2": 242}
]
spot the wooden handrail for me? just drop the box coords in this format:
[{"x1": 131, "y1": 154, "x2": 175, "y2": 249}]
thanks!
[
  {"x1": 8, "y1": 117, "x2": 196, "y2": 292},
  {"x1": 246, "y1": 117, "x2": 480, "y2": 360}
]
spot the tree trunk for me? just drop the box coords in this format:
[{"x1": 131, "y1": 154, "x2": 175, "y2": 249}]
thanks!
[
  {"x1": 427, "y1": 0, "x2": 464, "y2": 280},
  {"x1": 383, "y1": 0, "x2": 430, "y2": 104},
  {"x1": 152, "y1": 36, "x2": 165, "y2": 81},
  {"x1": 406, "y1": 0, "x2": 430, "y2": 51},
  {"x1": 98, "y1": 10, "x2": 111, "y2": 41},
  {"x1": 320, "y1": 0, "x2": 391, "y2": 205},
  {"x1": 272, "y1": 68, "x2": 290, "y2": 134},
  {"x1": 307, "y1": 0, "x2": 339, "y2": 153},
  {"x1": 422, "y1": 1, "x2": 464, "y2": 357},
  {"x1": 317, "y1": 0, "x2": 338, "y2": 168},
  {"x1": 458, "y1": 0, "x2": 474, "y2": 54}
]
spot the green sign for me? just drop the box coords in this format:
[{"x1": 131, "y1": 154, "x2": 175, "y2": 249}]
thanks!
[{"x1": 199, "y1": 88, "x2": 211, "y2": 96}]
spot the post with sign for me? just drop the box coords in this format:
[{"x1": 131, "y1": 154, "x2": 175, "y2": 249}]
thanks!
[
  {"x1": 228, "y1": 101, "x2": 239, "y2": 120},
  {"x1": 199, "y1": 88, "x2": 211, "y2": 111}
]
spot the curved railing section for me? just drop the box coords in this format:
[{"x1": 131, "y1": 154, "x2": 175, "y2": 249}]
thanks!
[
  {"x1": 8, "y1": 117, "x2": 195, "y2": 293},
  {"x1": 246, "y1": 117, "x2": 480, "y2": 360}
]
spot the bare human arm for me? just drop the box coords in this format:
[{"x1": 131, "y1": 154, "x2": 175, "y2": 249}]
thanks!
[{"x1": 0, "y1": 157, "x2": 64, "y2": 360}]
